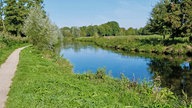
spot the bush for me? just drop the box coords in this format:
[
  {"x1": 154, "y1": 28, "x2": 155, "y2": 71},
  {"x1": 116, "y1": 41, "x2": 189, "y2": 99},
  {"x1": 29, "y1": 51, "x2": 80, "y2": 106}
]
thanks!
[
  {"x1": 95, "y1": 68, "x2": 106, "y2": 79},
  {"x1": 22, "y1": 6, "x2": 62, "y2": 50}
]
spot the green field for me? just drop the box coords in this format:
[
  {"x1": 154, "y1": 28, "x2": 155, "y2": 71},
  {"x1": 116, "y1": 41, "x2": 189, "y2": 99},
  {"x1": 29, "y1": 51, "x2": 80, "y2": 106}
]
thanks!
[
  {"x1": 6, "y1": 46, "x2": 187, "y2": 107},
  {"x1": 76, "y1": 35, "x2": 192, "y2": 56}
]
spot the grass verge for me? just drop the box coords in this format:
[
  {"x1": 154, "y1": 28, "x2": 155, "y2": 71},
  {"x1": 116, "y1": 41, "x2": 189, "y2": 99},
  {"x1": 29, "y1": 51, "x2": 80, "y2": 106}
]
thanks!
[{"x1": 6, "y1": 46, "x2": 188, "y2": 107}]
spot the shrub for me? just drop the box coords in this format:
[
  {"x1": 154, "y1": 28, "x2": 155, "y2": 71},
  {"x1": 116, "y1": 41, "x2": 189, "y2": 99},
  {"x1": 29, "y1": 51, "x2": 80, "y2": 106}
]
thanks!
[
  {"x1": 95, "y1": 68, "x2": 106, "y2": 79},
  {"x1": 22, "y1": 6, "x2": 62, "y2": 50}
]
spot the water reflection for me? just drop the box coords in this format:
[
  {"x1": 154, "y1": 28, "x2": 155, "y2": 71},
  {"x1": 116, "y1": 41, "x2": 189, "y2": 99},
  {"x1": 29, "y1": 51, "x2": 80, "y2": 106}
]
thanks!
[
  {"x1": 148, "y1": 58, "x2": 192, "y2": 98},
  {"x1": 60, "y1": 42, "x2": 151, "y2": 81},
  {"x1": 60, "y1": 42, "x2": 192, "y2": 98}
]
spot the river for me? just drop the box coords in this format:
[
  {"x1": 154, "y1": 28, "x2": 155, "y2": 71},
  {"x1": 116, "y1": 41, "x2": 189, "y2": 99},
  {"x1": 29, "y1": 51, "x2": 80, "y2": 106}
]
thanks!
[{"x1": 60, "y1": 42, "x2": 192, "y2": 98}]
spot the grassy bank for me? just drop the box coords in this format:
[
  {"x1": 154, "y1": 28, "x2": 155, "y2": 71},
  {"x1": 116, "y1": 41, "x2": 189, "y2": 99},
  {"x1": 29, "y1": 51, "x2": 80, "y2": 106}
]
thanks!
[
  {"x1": 76, "y1": 35, "x2": 192, "y2": 56},
  {"x1": 6, "y1": 46, "x2": 188, "y2": 107},
  {"x1": 0, "y1": 35, "x2": 28, "y2": 65}
]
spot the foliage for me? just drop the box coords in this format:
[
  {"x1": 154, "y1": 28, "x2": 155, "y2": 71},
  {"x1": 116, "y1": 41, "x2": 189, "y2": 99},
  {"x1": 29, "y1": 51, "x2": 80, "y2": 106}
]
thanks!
[
  {"x1": 0, "y1": 33, "x2": 28, "y2": 64},
  {"x1": 6, "y1": 46, "x2": 188, "y2": 107},
  {"x1": 126, "y1": 27, "x2": 138, "y2": 35},
  {"x1": 3, "y1": 0, "x2": 44, "y2": 36},
  {"x1": 61, "y1": 21, "x2": 156, "y2": 37},
  {"x1": 22, "y1": 6, "x2": 61, "y2": 50},
  {"x1": 0, "y1": 0, "x2": 4, "y2": 31},
  {"x1": 60, "y1": 27, "x2": 73, "y2": 37},
  {"x1": 148, "y1": 58, "x2": 192, "y2": 101},
  {"x1": 76, "y1": 36, "x2": 192, "y2": 56},
  {"x1": 95, "y1": 68, "x2": 106, "y2": 79},
  {"x1": 149, "y1": 0, "x2": 170, "y2": 39},
  {"x1": 71, "y1": 26, "x2": 80, "y2": 37},
  {"x1": 149, "y1": 0, "x2": 192, "y2": 40},
  {"x1": 61, "y1": 21, "x2": 121, "y2": 37}
]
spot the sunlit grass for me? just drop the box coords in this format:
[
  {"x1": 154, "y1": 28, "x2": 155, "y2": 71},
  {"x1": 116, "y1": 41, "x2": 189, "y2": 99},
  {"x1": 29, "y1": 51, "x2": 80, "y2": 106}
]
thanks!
[{"x1": 6, "y1": 46, "x2": 186, "y2": 107}]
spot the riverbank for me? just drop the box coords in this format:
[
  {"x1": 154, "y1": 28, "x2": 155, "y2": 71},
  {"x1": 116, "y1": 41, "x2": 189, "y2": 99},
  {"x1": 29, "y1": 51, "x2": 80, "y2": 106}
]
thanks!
[
  {"x1": 6, "y1": 46, "x2": 189, "y2": 107},
  {"x1": 75, "y1": 36, "x2": 192, "y2": 56}
]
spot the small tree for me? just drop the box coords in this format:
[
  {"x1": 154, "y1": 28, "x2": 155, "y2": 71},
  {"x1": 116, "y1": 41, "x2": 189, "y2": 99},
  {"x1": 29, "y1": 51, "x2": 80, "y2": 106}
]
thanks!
[{"x1": 22, "y1": 6, "x2": 61, "y2": 50}]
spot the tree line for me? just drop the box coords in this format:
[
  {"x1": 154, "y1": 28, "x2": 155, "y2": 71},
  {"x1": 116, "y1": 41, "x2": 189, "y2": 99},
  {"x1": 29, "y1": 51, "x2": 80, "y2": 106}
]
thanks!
[
  {"x1": 60, "y1": 21, "x2": 152, "y2": 38},
  {"x1": 61, "y1": 0, "x2": 192, "y2": 41}
]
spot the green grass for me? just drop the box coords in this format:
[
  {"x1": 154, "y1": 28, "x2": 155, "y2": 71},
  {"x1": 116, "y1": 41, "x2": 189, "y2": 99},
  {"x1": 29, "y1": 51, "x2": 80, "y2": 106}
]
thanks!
[
  {"x1": 76, "y1": 35, "x2": 192, "y2": 56},
  {"x1": 6, "y1": 46, "x2": 187, "y2": 107},
  {"x1": 0, "y1": 35, "x2": 28, "y2": 65}
]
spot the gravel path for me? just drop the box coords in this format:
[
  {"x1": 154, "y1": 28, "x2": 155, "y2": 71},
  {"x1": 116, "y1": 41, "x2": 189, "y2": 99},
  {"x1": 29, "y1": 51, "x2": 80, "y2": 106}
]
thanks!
[{"x1": 0, "y1": 46, "x2": 27, "y2": 108}]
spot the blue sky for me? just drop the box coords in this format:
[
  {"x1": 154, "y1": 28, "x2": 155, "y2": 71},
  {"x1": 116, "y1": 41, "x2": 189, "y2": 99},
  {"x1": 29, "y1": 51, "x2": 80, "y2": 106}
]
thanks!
[{"x1": 44, "y1": 0, "x2": 159, "y2": 29}]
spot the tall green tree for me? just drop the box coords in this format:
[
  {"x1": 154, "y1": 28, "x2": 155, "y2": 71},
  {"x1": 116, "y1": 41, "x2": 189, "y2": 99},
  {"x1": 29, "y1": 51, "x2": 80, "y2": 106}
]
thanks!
[
  {"x1": 150, "y1": 0, "x2": 192, "y2": 40},
  {"x1": 106, "y1": 21, "x2": 120, "y2": 36},
  {"x1": 0, "y1": 0, "x2": 5, "y2": 32},
  {"x1": 166, "y1": 0, "x2": 183, "y2": 39},
  {"x1": 3, "y1": 0, "x2": 44, "y2": 36},
  {"x1": 180, "y1": 0, "x2": 192, "y2": 40},
  {"x1": 149, "y1": 0, "x2": 170, "y2": 39},
  {"x1": 4, "y1": 0, "x2": 18, "y2": 35},
  {"x1": 22, "y1": 5, "x2": 60, "y2": 50}
]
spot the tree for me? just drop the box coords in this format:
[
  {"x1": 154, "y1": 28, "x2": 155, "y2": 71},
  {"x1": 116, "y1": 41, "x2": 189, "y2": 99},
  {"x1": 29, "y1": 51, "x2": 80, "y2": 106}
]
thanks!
[
  {"x1": 0, "y1": 0, "x2": 5, "y2": 32},
  {"x1": 3, "y1": 0, "x2": 44, "y2": 36},
  {"x1": 126, "y1": 27, "x2": 137, "y2": 35},
  {"x1": 86, "y1": 25, "x2": 97, "y2": 36},
  {"x1": 180, "y1": 0, "x2": 192, "y2": 41},
  {"x1": 149, "y1": 0, "x2": 170, "y2": 39},
  {"x1": 118, "y1": 27, "x2": 126, "y2": 36},
  {"x1": 4, "y1": 0, "x2": 18, "y2": 35},
  {"x1": 105, "y1": 21, "x2": 120, "y2": 36},
  {"x1": 79, "y1": 26, "x2": 87, "y2": 37},
  {"x1": 166, "y1": 0, "x2": 183, "y2": 39},
  {"x1": 60, "y1": 27, "x2": 73, "y2": 37},
  {"x1": 22, "y1": 6, "x2": 61, "y2": 50},
  {"x1": 98, "y1": 25, "x2": 105, "y2": 36},
  {"x1": 137, "y1": 25, "x2": 152, "y2": 35},
  {"x1": 71, "y1": 26, "x2": 80, "y2": 37},
  {"x1": 149, "y1": 0, "x2": 192, "y2": 40}
]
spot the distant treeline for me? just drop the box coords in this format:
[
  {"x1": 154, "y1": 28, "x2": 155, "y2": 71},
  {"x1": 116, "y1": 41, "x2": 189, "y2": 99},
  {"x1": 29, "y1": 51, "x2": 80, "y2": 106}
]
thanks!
[
  {"x1": 61, "y1": 0, "x2": 192, "y2": 41},
  {"x1": 60, "y1": 21, "x2": 152, "y2": 37}
]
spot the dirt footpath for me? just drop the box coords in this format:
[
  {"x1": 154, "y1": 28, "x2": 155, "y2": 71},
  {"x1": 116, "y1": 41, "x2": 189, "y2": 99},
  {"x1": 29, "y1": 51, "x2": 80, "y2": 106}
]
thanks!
[{"x1": 0, "y1": 46, "x2": 27, "y2": 108}]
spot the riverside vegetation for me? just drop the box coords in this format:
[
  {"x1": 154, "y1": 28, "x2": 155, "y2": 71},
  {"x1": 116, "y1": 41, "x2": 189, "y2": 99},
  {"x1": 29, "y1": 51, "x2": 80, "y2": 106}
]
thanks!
[
  {"x1": 76, "y1": 36, "x2": 192, "y2": 56},
  {"x1": 6, "y1": 46, "x2": 191, "y2": 107},
  {"x1": 0, "y1": 34, "x2": 28, "y2": 64},
  {"x1": 0, "y1": 0, "x2": 192, "y2": 107}
]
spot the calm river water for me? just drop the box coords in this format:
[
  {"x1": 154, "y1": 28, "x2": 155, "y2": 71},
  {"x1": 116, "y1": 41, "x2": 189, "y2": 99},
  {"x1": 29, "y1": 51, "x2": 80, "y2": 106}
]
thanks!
[{"x1": 60, "y1": 42, "x2": 192, "y2": 98}]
